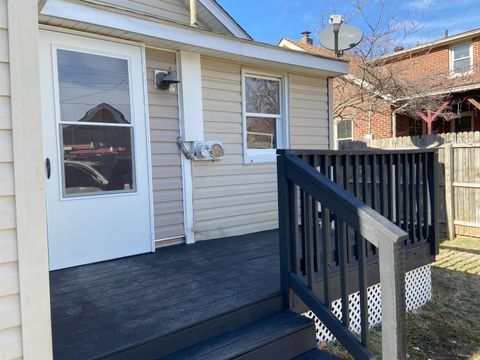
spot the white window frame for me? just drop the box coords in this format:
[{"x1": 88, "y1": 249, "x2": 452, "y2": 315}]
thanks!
[
  {"x1": 334, "y1": 117, "x2": 353, "y2": 147},
  {"x1": 451, "y1": 111, "x2": 474, "y2": 133},
  {"x1": 450, "y1": 42, "x2": 473, "y2": 77},
  {"x1": 241, "y1": 70, "x2": 288, "y2": 164}
]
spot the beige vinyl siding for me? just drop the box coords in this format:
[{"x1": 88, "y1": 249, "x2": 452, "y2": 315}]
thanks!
[
  {"x1": 145, "y1": 48, "x2": 185, "y2": 241},
  {"x1": 289, "y1": 74, "x2": 329, "y2": 149},
  {"x1": 94, "y1": 0, "x2": 206, "y2": 29},
  {"x1": 192, "y1": 57, "x2": 329, "y2": 241},
  {"x1": 0, "y1": 0, "x2": 22, "y2": 358}
]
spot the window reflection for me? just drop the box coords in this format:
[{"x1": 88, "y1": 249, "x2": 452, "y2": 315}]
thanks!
[
  {"x1": 57, "y1": 49, "x2": 131, "y2": 123},
  {"x1": 62, "y1": 125, "x2": 134, "y2": 196},
  {"x1": 246, "y1": 117, "x2": 277, "y2": 149}
]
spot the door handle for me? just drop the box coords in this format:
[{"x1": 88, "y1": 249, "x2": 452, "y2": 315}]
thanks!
[{"x1": 46, "y1": 158, "x2": 51, "y2": 179}]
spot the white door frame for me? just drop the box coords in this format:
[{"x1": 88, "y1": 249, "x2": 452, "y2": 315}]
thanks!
[{"x1": 40, "y1": 29, "x2": 155, "y2": 269}]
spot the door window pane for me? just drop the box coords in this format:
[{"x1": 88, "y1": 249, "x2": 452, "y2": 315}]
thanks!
[
  {"x1": 62, "y1": 125, "x2": 134, "y2": 196},
  {"x1": 246, "y1": 117, "x2": 277, "y2": 149},
  {"x1": 57, "y1": 49, "x2": 131, "y2": 123},
  {"x1": 245, "y1": 77, "x2": 280, "y2": 114}
]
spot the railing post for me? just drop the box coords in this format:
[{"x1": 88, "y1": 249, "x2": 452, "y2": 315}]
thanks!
[
  {"x1": 428, "y1": 151, "x2": 440, "y2": 255},
  {"x1": 379, "y1": 239, "x2": 406, "y2": 360},
  {"x1": 277, "y1": 152, "x2": 292, "y2": 308}
]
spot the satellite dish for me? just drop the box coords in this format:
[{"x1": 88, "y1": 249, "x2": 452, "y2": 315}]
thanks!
[{"x1": 319, "y1": 24, "x2": 363, "y2": 53}]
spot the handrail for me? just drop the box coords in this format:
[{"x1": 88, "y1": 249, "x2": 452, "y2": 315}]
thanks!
[
  {"x1": 278, "y1": 148, "x2": 437, "y2": 155},
  {"x1": 277, "y1": 153, "x2": 408, "y2": 360}
]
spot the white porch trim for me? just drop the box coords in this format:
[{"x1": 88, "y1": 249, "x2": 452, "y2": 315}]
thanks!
[{"x1": 8, "y1": 0, "x2": 53, "y2": 358}]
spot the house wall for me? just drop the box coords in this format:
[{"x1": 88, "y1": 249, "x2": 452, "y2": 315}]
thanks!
[
  {"x1": 192, "y1": 57, "x2": 329, "y2": 240},
  {"x1": 145, "y1": 48, "x2": 185, "y2": 241},
  {"x1": 0, "y1": 0, "x2": 22, "y2": 358},
  {"x1": 385, "y1": 36, "x2": 480, "y2": 86},
  {"x1": 335, "y1": 36, "x2": 480, "y2": 141}
]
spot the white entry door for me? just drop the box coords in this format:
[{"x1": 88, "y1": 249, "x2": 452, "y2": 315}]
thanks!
[{"x1": 40, "y1": 31, "x2": 153, "y2": 270}]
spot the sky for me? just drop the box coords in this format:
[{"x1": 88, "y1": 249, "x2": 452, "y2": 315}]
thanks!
[{"x1": 217, "y1": 0, "x2": 480, "y2": 50}]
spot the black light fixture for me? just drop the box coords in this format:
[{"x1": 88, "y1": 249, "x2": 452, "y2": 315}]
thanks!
[{"x1": 154, "y1": 68, "x2": 180, "y2": 91}]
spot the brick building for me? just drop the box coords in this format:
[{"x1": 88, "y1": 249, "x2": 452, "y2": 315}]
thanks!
[{"x1": 279, "y1": 29, "x2": 480, "y2": 145}]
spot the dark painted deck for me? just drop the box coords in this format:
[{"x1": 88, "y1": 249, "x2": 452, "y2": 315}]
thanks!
[{"x1": 50, "y1": 230, "x2": 281, "y2": 360}]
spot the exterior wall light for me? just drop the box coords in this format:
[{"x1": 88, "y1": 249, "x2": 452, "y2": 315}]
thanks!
[{"x1": 154, "y1": 69, "x2": 180, "y2": 92}]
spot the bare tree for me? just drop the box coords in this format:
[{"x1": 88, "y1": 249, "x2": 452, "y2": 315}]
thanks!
[{"x1": 317, "y1": 0, "x2": 474, "y2": 134}]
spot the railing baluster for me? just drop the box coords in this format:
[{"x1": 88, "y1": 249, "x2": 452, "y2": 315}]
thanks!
[
  {"x1": 423, "y1": 152, "x2": 429, "y2": 241},
  {"x1": 300, "y1": 186, "x2": 306, "y2": 275},
  {"x1": 387, "y1": 154, "x2": 394, "y2": 221},
  {"x1": 313, "y1": 157, "x2": 321, "y2": 273},
  {"x1": 321, "y1": 203, "x2": 332, "y2": 305},
  {"x1": 370, "y1": 154, "x2": 377, "y2": 211},
  {"x1": 352, "y1": 155, "x2": 359, "y2": 261},
  {"x1": 402, "y1": 154, "x2": 409, "y2": 238},
  {"x1": 395, "y1": 153, "x2": 401, "y2": 227},
  {"x1": 338, "y1": 219, "x2": 349, "y2": 327},
  {"x1": 358, "y1": 233, "x2": 368, "y2": 346},
  {"x1": 380, "y1": 154, "x2": 387, "y2": 216},
  {"x1": 333, "y1": 155, "x2": 342, "y2": 266},
  {"x1": 342, "y1": 156, "x2": 353, "y2": 263},
  {"x1": 290, "y1": 184, "x2": 299, "y2": 274},
  {"x1": 416, "y1": 153, "x2": 423, "y2": 242},
  {"x1": 409, "y1": 153, "x2": 416, "y2": 244},
  {"x1": 303, "y1": 191, "x2": 315, "y2": 290}
]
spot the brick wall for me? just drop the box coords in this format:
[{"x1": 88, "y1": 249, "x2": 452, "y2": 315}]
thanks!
[
  {"x1": 383, "y1": 36, "x2": 480, "y2": 87},
  {"x1": 333, "y1": 78, "x2": 393, "y2": 140}
]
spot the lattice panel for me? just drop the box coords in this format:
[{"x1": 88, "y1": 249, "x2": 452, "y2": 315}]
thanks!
[{"x1": 304, "y1": 265, "x2": 431, "y2": 343}]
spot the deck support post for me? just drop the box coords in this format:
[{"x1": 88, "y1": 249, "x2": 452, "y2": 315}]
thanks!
[{"x1": 379, "y1": 240, "x2": 406, "y2": 360}]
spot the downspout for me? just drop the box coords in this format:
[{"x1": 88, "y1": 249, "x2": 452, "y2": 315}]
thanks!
[{"x1": 190, "y1": 0, "x2": 198, "y2": 27}]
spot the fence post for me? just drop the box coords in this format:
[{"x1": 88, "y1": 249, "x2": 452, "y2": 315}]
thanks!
[{"x1": 444, "y1": 144, "x2": 455, "y2": 241}]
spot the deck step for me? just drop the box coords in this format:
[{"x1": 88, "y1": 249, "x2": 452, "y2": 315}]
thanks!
[
  {"x1": 102, "y1": 293, "x2": 284, "y2": 360},
  {"x1": 294, "y1": 349, "x2": 342, "y2": 360},
  {"x1": 160, "y1": 310, "x2": 317, "y2": 360}
]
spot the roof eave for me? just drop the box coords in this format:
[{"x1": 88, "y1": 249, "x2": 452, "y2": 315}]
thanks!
[{"x1": 41, "y1": 0, "x2": 349, "y2": 77}]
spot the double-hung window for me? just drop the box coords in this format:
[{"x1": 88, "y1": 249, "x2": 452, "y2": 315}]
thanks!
[
  {"x1": 451, "y1": 43, "x2": 473, "y2": 75},
  {"x1": 243, "y1": 73, "x2": 285, "y2": 163}
]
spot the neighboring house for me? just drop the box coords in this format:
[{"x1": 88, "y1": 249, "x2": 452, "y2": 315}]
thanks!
[
  {"x1": 0, "y1": 0, "x2": 348, "y2": 358},
  {"x1": 280, "y1": 29, "x2": 480, "y2": 145}
]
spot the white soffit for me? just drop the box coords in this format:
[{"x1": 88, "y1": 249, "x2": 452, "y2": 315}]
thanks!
[
  {"x1": 192, "y1": 0, "x2": 251, "y2": 39},
  {"x1": 41, "y1": 0, "x2": 348, "y2": 76}
]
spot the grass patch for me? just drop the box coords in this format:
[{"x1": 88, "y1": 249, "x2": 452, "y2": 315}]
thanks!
[{"x1": 323, "y1": 237, "x2": 480, "y2": 359}]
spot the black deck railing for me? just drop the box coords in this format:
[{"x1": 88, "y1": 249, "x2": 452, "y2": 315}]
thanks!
[{"x1": 277, "y1": 149, "x2": 438, "y2": 360}]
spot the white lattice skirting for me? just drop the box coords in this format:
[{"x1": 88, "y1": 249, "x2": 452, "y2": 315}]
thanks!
[{"x1": 304, "y1": 265, "x2": 432, "y2": 342}]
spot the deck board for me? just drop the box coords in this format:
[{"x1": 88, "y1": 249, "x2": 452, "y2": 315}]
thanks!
[{"x1": 50, "y1": 230, "x2": 281, "y2": 360}]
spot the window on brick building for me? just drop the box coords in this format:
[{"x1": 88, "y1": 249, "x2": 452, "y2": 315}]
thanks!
[
  {"x1": 451, "y1": 43, "x2": 473, "y2": 75},
  {"x1": 336, "y1": 118, "x2": 353, "y2": 146}
]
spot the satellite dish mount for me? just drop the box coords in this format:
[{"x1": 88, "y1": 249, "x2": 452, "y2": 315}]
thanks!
[
  {"x1": 319, "y1": 15, "x2": 363, "y2": 57},
  {"x1": 330, "y1": 15, "x2": 344, "y2": 57}
]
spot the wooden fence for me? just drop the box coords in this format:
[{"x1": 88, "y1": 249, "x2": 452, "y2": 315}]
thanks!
[{"x1": 342, "y1": 131, "x2": 480, "y2": 240}]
